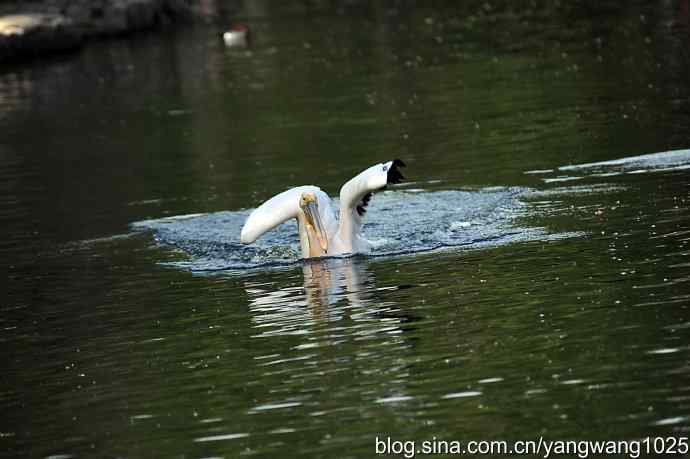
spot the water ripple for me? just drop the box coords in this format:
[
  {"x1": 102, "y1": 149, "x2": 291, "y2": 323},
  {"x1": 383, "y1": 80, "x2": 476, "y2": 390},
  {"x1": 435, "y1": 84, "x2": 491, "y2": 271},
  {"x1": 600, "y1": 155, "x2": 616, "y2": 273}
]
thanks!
[
  {"x1": 132, "y1": 188, "x2": 576, "y2": 271},
  {"x1": 529, "y1": 148, "x2": 690, "y2": 182}
]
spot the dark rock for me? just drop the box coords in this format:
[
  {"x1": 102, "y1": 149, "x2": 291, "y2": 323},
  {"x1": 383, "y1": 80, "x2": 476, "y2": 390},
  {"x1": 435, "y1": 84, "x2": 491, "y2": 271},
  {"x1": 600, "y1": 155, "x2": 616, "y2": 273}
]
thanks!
[
  {"x1": 126, "y1": 1, "x2": 158, "y2": 31},
  {"x1": 88, "y1": 1, "x2": 194, "y2": 35},
  {"x1": 0, "y1": 1, "x2": 197, "y2": 62},
  {"x1": 0, "y1": 13, "x2": 83, "y2": 61}
]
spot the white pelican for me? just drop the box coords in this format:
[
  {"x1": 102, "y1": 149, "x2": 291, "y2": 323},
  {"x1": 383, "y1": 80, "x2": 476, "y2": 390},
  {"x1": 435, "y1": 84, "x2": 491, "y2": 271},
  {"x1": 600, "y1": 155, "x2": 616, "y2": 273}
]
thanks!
[{"x1": 240, "y1": 160, "x2": 405, "y2": 258}]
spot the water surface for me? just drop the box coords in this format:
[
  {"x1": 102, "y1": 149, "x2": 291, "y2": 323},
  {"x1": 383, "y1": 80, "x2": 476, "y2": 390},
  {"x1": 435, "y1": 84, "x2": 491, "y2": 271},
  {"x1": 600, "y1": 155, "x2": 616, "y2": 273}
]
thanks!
[
  {"x1": 133, "y1": 187, "x2": 581, "y2": 271},
  {"x1": 2, "y1": 2, "x2": 690, "y2": 458}
]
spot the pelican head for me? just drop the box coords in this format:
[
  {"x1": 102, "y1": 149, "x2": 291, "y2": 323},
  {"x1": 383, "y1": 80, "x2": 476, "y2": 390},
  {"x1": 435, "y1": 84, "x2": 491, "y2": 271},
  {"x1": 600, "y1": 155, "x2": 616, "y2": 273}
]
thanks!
[{"x1": 299, "y1": 192, "x2": 328, "y2": 254}]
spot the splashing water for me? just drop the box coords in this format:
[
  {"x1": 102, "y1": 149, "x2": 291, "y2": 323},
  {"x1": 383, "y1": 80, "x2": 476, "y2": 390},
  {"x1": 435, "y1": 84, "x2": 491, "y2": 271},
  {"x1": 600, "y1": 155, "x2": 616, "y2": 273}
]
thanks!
[
  {"x1": 132, "y1": 187, "x2": 576, "y2": 271},
  {"x1": 526, "y1": 148, "x2": 690, "y2": 183}
]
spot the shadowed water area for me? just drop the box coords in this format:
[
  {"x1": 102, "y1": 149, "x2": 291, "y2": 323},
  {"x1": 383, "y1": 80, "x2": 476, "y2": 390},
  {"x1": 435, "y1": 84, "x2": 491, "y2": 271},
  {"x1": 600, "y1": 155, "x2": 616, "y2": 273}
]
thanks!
[{"x1": 2, "y1": 1, "x2": 690, "y2": 458}]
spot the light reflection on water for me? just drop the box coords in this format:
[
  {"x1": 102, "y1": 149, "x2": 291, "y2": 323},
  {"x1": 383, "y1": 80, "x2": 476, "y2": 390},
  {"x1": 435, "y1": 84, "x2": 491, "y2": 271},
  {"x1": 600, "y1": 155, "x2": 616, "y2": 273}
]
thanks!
[
  {"x1": 239, "y1": 257, "x2": 420, "y2": 422},
  {"x1": 246, "y1": 257, "x2": 394, "y2": 337},
  {"x1": 1, "y1": 1, "x2": 690, "y2": 458}
]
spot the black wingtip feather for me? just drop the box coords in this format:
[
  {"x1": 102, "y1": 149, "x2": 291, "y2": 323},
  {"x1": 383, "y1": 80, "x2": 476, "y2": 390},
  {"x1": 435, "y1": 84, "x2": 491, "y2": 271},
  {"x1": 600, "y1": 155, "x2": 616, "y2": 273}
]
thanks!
[
  {"x1": 387, "y1": 158, "x2": 406, "y2": 185},
  {"x1": 356, "y1": 161, "x2": 407, "y2": 217},
  {"x1": 356, "y1": 192, "x2": 373, "y2": 217}
]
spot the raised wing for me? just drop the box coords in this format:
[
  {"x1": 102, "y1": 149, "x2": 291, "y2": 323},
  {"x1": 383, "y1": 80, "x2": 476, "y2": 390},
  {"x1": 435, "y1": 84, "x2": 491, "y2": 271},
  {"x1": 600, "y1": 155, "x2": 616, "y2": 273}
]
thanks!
[
  {"x1": 339, "y1": 159, "x2": 405, "y2": 214},
  {"x1": 240, "y1": 185, "x2": 326, "y2": 244},
  {"x1": 335, "y1": 159, "x2": 405, "y2": 249}
]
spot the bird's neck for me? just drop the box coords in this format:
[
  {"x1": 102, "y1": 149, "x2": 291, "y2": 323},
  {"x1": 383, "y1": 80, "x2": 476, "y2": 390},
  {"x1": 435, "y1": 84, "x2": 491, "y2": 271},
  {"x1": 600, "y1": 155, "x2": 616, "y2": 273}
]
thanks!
[{"x1": 335, "y1": 208, "x2": 357, "y2": 250}]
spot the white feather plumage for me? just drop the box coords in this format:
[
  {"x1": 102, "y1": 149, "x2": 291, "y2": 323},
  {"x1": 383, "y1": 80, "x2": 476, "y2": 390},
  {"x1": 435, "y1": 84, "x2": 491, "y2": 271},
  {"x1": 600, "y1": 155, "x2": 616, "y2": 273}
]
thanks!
[{"x1": 240, "y1": 160, "x2": 405, "y2": 259}]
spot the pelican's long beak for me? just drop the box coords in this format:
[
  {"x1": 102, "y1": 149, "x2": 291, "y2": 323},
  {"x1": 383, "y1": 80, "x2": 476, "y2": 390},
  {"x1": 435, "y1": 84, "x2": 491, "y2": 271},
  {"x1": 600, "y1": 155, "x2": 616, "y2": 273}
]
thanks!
[{"x1": 303, "y1": 201, "x2": 329, "y2": 253}]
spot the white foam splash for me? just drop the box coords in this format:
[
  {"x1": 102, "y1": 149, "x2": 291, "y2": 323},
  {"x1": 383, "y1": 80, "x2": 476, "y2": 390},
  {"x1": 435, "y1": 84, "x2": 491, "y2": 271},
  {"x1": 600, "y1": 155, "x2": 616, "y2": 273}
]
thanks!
[
  {"x1": 559, "y1": 149, "x2": 690, "y2": 172},
  {"x1": 131, "y1": 188, "x2": 577, "y2": 272},
  {"x1": 529, "y1": 149, "x2": 690, "y2": 183}
]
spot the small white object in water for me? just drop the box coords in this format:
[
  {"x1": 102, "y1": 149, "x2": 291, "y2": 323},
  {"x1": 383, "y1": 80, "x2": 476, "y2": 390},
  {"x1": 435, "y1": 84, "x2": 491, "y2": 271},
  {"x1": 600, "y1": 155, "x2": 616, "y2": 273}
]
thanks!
[
  {"x1": 450, "y1": 221, "x2": 472, "y2": 230},
  {"x1": 441, "y1": 390, "x2": 482, "y2": 399},
  {"x1": 524, "y1": 169, "x2": 554, "y2": 175},
  {"x1": 223, "y1": 24, "x2": 250, "y2": 47}
]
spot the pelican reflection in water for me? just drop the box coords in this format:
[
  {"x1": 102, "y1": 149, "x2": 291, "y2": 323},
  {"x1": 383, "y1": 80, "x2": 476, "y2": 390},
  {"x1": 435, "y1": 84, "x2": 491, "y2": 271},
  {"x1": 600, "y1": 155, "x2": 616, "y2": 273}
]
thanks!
[
  {"x1": 243, "y1": 257, "x2": 421, "y2": 415},
  {"x1": 244, "y1": 257, "x2": 415, "y2": 338}
]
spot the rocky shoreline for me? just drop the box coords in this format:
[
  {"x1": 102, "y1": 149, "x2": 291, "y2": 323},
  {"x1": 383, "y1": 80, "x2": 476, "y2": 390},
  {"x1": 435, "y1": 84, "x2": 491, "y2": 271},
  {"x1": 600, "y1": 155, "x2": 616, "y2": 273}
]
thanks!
[{"x1": 0, "y1": 0, "x2": 196, "y2": 62}]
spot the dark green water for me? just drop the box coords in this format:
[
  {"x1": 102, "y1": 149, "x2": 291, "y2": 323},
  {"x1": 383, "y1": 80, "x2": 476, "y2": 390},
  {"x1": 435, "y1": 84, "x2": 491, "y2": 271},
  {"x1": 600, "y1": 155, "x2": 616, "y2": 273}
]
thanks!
[{"x1": 2, "y1": 2, "x2": 690, "y2": 458}]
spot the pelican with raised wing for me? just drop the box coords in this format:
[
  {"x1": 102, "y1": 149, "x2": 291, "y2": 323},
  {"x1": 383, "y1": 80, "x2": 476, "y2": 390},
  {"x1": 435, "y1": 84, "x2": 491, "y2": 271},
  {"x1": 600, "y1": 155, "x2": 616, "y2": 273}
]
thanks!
[{"x1": 240, "y1": 160, "x2": 405, "y2": 258}]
